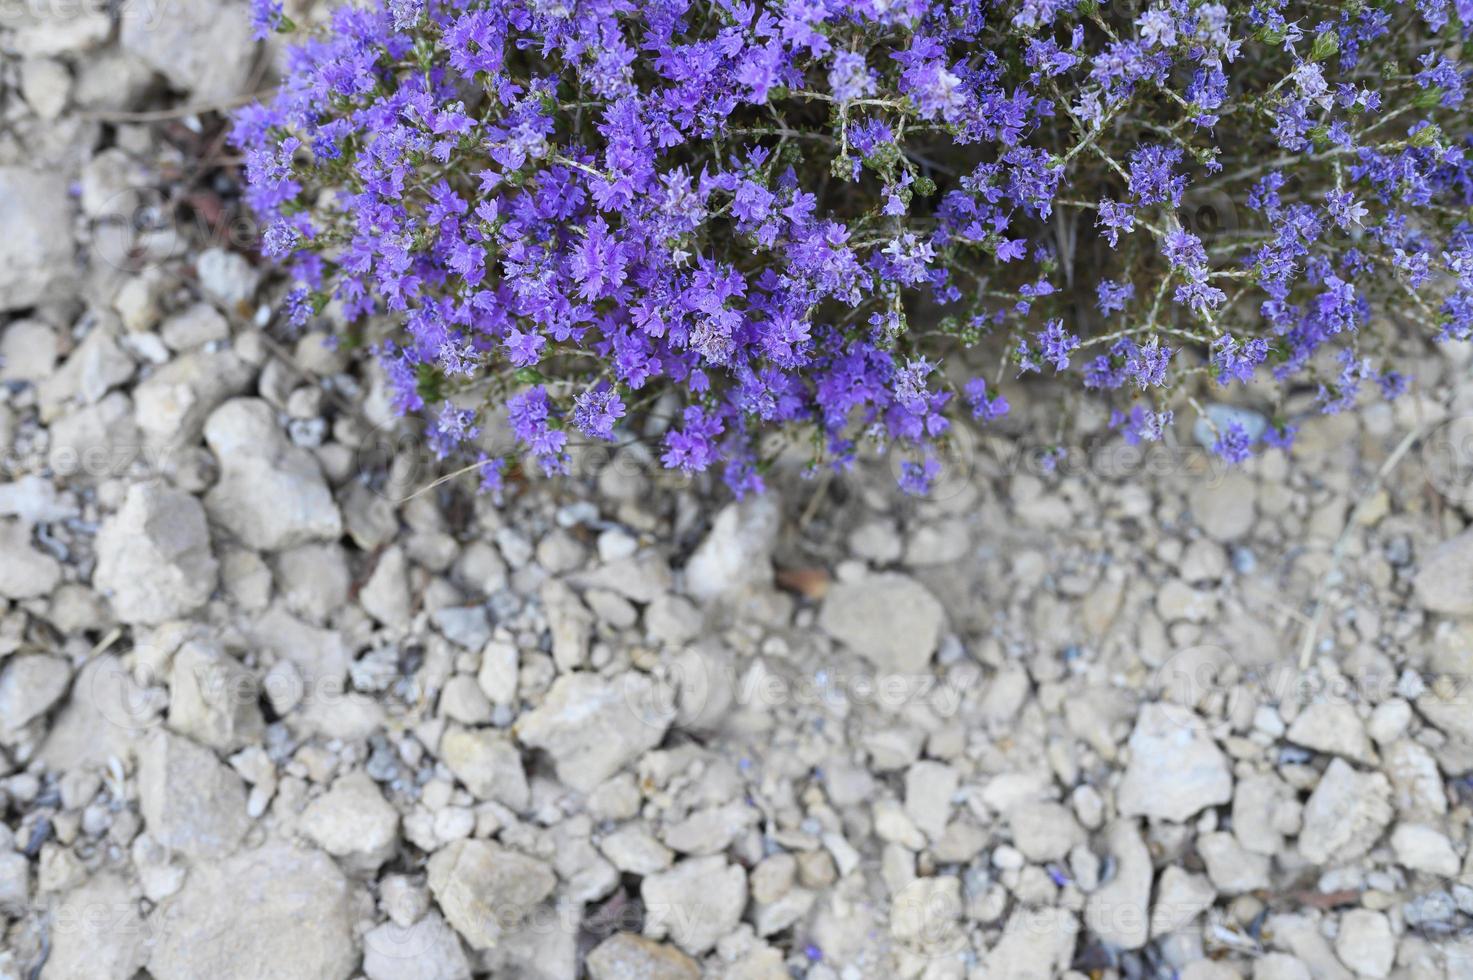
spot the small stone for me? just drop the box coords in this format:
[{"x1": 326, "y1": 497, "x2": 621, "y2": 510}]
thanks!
[
  {"x1": 1334, "y1": 909, "x2": 1394, "y2": 979},
  {"x1": 427, "y1": 839, "x2": 556, "y2": 950},
  {"x1": 1233, "y1": 773, "x2": 1297, "y2": 856},
  {"x1": 645, "y1": 594, "x2": 703, "y2": 646},
  {"x1": 1155, "y1": 579, "x2": 1216, "y2": 622},
  {"x1": 301, "y1": 771, "x2": 400, "y2": 871},
  {"x1": 1008, "y1": 802, "x2": 1084, "y2": 863},
  {"x1": 113, "y1": 275, "x2": 162, "y2": 332},
  {"x1": 1151, "y1": 867, "x2": 1216, "y2": 937},
  {"x1": 1367, "y1": 700, "x2": 1412, "y2": 745},
  {"x1": 600, "y1": 824, "x2": 674, "y2": 874},
  {"x1": 43, "y1": 873, "x2": 147, "y2": 980},
  {"x1": 0, "y1": 852, "x2": 29, "y2": 913},
  {"x1": 167, "y1": 640, "x2": 264, "y2": 752},
  {"x1": 1117, "y1": 703, "x2": 1233, "y2": 823},
  {"x1": 586, "y1": 934, "x2": 699, "y2": 980},
  {"x1": 438, "y1": 676, "x2": 493, "y2": 725},
  {"x1": 363, "y1": 912, "x2": 472, "y2": 980},
  {"x1": 1086, "y1": 820, "x2": 1152, "y2": 950},
  {"x1": 476, "y1": 640, "x2": 519, "y2": 706},
  {"x1": 273, "y1": 544, "x2": 351, "y2": 624},
  {"x1": 660, "y1": 801, "x2": 760, "y2": 856},
  {"x1": 891, "y1": 875, "x2": 963, "y2": 952},
  {"x1": 984, "y1": 908, "x2": 1079, "y2": 980},
  {"x1": 849, "y1": 519, "x2": 903, "y2": 564},
  {"x1": 48, "y1": 392, "x2": 142, "y2": 484},
  {"x1": 1414, "y1": 529, "x2": 1473, "y2": 616},
  {"x1": 1253, "y1": 954, "x2": 1313, "y2": 980},
  {"x1": 1189, "y1": 471, "x2": 1257, "y2": 542},
  {"x1": 148, "y1": 841, "x2": 357, "y2": 980},
  {"x1": 0, "y1": 319, "x2": 58, "y2": 381},
  {"x1": 515, "y1": 672, "x2": 673, "y2": 792},
  {"x1": 641, "y1": 856, "x2": 747, "y2": 956},
  {"x1": 439, "y1": 726, "x2": 529, "y2": 810},
  {"x1": 161, "y1": 303, "x2": 229, "y2": 350},
  {"x1": 1198, "y1": 831, "x2": 1271, "y2": 894},
  {"x1": 1390, "y1": 823, "x2": 1461, "y2": 876},
  {"x1": 1383, "y1": 740, "x2": 1447, "y2": 819},
  {"x1": 432, "y1": 606, "x2": 492, "y2": 651},
  {"x1": 0, "y1": 519, "x2": 62, "y2": 599},
  {"x1": 683, "y1": 494, "x2": 781, "y2": 600},
  {"x1": 904, "y1": 761, "x2": 959, "y2": 842},
  {"x1": 204, "y1": 399, "x2": 342, "y2": 551},
  {"x1": 540, "y1": 579, "x2": 592, "y2": 670},
  {"x1": 0, "y1": 168, "x2": 74, "y2": 310},
  {"x1": 360, "y1": 546, "x2": 413, "y2": 630},
  {"x1": 1297, "y1": 758, "x2": 1393, "y2": 865},
  {"x1": 817, "y1": 573, "x2": 946, "y2": 673},
  {"x1": 120, "y1": 0, "x2": 256, "y2": 99},
  {"x1": 1286, "y1": 701, "x2": 1375, "y2": 763},
  {"x1": 137, "y1": 730, "x2": 252, "y2": 860},
  {"x1": 132, "y1": 834, "x2": 186, "y2": 902},
  {"x1": 132, "y1": 348, "x2": 255, "y2": 450},
  {"x1": 0, "y1": 653, "x2": 71, "y2": 735},
  {"x1": 380, "y1": 874, "x2": 430, "y2": 927},
  {"x1": 94, "y1": 483, "x2": 218, "y2": 625}
]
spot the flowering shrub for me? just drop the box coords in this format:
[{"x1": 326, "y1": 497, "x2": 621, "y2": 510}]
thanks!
[{"x1": 236, "y1": 0, "x2": 1473, "y2": 496}]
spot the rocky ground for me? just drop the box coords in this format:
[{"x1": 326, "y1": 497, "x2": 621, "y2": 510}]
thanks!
[{"x1": 5, "y1": 3, "x2": 1473, "y2": 980}]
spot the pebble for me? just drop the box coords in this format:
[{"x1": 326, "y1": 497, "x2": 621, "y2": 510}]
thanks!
[
  {"x1": 439, "y1": 726, "x2": 529, "y2": 810},
  {"x1": 137, "y1": 730, "x2": 252, "y2": 860},
  {"x1": 300, "y1": 771, "x2": 401, "y2": 871},
  {"x1": 0, "y1": 519, "x2": 63, "y2": 600},
  {"x1": 817, "y1": 572, "x2": 946, "y2": 673},
  {"x1": 515, "y1": 672, "x2": 673, "y2": 792},
  {"x1": 1297, "y1": 759, "x2": 1393, "y2": 865},
  {"x1": 1390, "y1": 822, "x2": 1461, "y2": 877},
  {"x1": 586, "y1": 933, "x2": 700, "y2": 980},
  {"x1": 683, "y1": 494, "x2": 781, "y2": 600},
  {"x1": 1085, "y1": 820, "x2": 1153, "y2": 950},
  {"x1": 1285, "y1": 701, "x2": 1375, "y2": 763},
  {"x1": 0, "y1": 654, "x2": 71, "y2": 735},
  {"x1": 1413, "y1": 528, "x2": 1473, "y2": 616},
  {"x1": 1333, "y1": 909, "x2": 1395, "y2": 979},
  {"x1": 148, "y1": 841, "x2": 357, "y2": 980},
  {"x1": 641, "y1": 856, "x2": 748, "y2": 956},
  {"x1": 1117, "y1": 703, "x2": 1234, "y2": 822},
  {"x1": 362, "y1": 913, "x2": 472, "y2": 980},
  {"x1": 0, "y1": 168, "x2": 75, "y2": 310},
  {"x1": 1188, "y1": 471, "x2": 1257, "y2": 542},
  {"x1": 203, "y1": 399, "x2": 343, "y2": 551},
  {"x1": 94, "y1": 482, "x2": 218, "y2": 624},
  {"x1": 426, "y1": 839, "x2": 556, "y2": 950}
]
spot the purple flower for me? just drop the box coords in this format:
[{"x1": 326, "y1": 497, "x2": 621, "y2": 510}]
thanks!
[
  {"x1": 250, "y1": 0, "x2": 283, "y2": 40},
  {"x1": 662, "y1": 406, "x2": 724, "y2": 474},
  {"x1": 1096, "y1": 279, "x2": 1135, "y2": 315},
  {"x1": 829, "y1": 52, "x2": 876, "y2": 102},
  {"x1": 572, "y1": 386, "x2": 625, "y2": 441},
  {"x1": 964, "y1": 378, "x2": 1010, "y2": 422},
  {"x1": 1096, "y1": 201, "x2": 1135, "y2": 248},
  {"x1": 1212, "y1": 421, "x2": 1254, "y2": 463},
  {"x1": 1037, "y1": 319, "x2": 1080, "y2": 371},
  {"x1": 233, "y1": 0, "x2": 1473, "y2": 500}
]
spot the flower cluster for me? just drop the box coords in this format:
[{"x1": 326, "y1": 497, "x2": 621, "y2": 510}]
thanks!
[{"x1": 236, "y1": 0, "x2": 1473, "y2": 496}]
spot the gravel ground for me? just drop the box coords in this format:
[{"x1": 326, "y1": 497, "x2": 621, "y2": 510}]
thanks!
[{"x1": 4, "y1": 3, "x2": 1473, "y2": 979}]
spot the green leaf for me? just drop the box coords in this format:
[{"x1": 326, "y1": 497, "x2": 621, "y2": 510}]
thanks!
[
  {"x1": 1413, "y1": 87, "x2": 1445, "y2": 110},
  {"x1": 1310, "y1": 31, "x2": 1339, "y2": 62},
  {"x1": 415, "y1": 364, "x2": 445, "y2": 405}
]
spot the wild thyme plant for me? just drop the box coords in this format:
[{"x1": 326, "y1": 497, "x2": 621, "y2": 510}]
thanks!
[{"x1": 236, "y1": 0, "x2": 1473, "y2": 496}]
